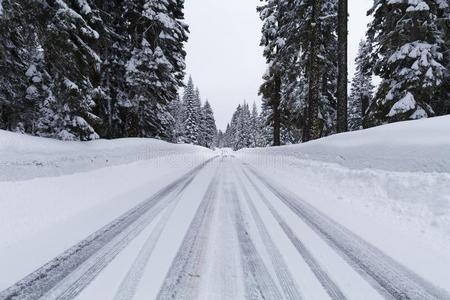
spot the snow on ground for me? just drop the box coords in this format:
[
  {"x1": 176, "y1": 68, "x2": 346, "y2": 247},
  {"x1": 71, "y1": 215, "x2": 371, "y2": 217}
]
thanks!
[
  {"x1": 0, "y1": 130, "x2": 212, "y2": 181},
  {"x1": 0, "y1": 132, "x2": 214, "y2": 289},
  {"x1": 239, "y1": 115, "x2": 450, "y2": 172},
  {"x1": 1, "y1": 117, "x2": 450, "y2": 298},
  {"x1": 237, "y1": 116, "x2": 450, "y2": 292}
]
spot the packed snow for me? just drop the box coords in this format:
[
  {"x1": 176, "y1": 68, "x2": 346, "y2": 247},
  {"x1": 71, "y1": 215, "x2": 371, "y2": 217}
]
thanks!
[
  {"x1": 1, "y1": 116, "x2": 449, "y2": 299},
  {"x1": 238, "y1": 116, "x2": 450, "y2": 294},
  {"x1": 0, "y1": 130, "x2": 212, "y2": 181}
]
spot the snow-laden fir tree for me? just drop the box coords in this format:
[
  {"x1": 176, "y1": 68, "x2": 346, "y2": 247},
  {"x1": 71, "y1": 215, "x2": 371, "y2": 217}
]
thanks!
[
  {"x1": 193, "y1": 88, "x2": 204, "y2": 145},
  {"x1": 182, "y1": 77, "x2": 200, "y2": 144},
  {"x1": 168, "y1": 94, "x2": 185, "y2": 143},
  {"x1": 258, "y1": 0, "x2": 283, "y2": 146},
  {"x1": 365, "y1": 0, "x2": 448, "y2": 126},
  {"x1": 0, "y1": 0, "x2": 45, "y2": 133},
  {"x1": 348, "y1": 40, "x2": 374, "y2": 131},
  {"x1": 201, "y1": 100, "x2": 217, "y2": 149},
  {"x1": 123, "y1": 0, "x2": 188, "y2": 139},
  {"x1": 259, "y1": 0, "x2": 338, "y2": 143},
  {"x1": 224, "y1": 101, "x2": 266, "y2": 150},
  {"x1": 236, "y1": 102, "x2": 252, "y2": 150},
  {"x1": 94, "y1": 0, "x2": 130, "y2": 139},
  {"x1": 227, "y1": 105, "x2": 241, "y2": 150},
  {"x1": 250, "y1": 102, "x2": 264, "y2": 147},
  {"x1": 435, "y1": 1, "x2": 450, "y2": 115},
  {"x1": 39, "y1": 0, "x2": 101, "y2": 141},
  {"x1": 259, "y1": 100, "x2": 275, "y2": 147},
  {"x1": 0, "y1": 0, "x2": 189, "y2": 141}
]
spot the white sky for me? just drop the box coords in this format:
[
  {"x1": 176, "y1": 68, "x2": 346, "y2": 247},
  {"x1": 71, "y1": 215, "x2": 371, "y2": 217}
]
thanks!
[{"x1": 184, "y1": 0, "x2": 373, "y2": 131}]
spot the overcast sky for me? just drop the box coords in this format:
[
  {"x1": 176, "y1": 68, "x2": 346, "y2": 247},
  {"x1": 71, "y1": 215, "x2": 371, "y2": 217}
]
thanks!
[{"x1": 184, "y1": 0, "x2": 373, "y2": 131}]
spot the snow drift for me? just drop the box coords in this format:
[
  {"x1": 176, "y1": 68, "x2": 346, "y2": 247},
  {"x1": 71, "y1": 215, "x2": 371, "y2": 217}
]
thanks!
[
  {"x1": 239, "y1": 115, "x2": 450, "y2": 173},
  {"x1": 0, "y1": 130, "x2": 212, "y2": 181},
  {"x1": 238, "y1": 116, "x2": 450, "y2": 286}
]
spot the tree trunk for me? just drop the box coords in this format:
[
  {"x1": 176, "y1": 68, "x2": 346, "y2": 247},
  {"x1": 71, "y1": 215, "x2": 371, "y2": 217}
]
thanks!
[
  {"x1": 337, "y1": 0, "x2": 348, "y2": 133},
  {"x1": 272, "y1": 74, "x2": 281, "y2": 146},
  {"x1": 304, "y1": 0, "x2": 322, "y2": 142}
]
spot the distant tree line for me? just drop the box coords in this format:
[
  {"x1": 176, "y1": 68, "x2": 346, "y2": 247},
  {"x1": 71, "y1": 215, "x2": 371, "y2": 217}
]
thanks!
[
  {"x1": 0, "y1": 0, "x2": 188, "y2": 141},
  {"x1": 171, "y1": 77, "x2": 218, "y2": 149},
  {"x1": 256, "y1": 0, "x2": 449, "y2": 146}
]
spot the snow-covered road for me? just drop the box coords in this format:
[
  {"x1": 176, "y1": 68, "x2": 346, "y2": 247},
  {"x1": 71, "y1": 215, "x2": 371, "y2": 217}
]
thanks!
[{"x1": 1, "y1": 153, "x2": 449, "y2": 300}]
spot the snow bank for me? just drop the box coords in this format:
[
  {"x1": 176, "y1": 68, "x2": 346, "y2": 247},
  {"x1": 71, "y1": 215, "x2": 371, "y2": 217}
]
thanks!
[
  {"x1": 0, "y1": 132, "x2": 215, "y2": 288},
  {"x1": 239, "y1": 116, "x2": 450, "y2": 172},
  {"x1": 238, "y1": 116, "x2": 450, "y2": 280},
  {"x1": 0, "y1": 130, "x2": 212, "y2": 181}
]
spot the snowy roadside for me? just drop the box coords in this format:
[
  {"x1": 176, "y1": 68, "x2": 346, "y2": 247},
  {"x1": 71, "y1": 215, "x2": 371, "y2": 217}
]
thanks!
[
  {"x1": 0, "y1": 130, "x2": 212, "y2": 181},
  {"x1": 237, "y1": 116, "x2": 450, "y2": 290},
  {"x1": 239, "y1": 116, "x2": 450, "y2": 173},
  {"x1": 0, "y1": 132, "x2": 214, "y2": 289}
]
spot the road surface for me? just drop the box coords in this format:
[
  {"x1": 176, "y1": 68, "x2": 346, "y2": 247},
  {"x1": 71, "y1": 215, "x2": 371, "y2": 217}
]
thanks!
[{"x1": 1, "y1": 155, "x2": 449, "y2": 300}]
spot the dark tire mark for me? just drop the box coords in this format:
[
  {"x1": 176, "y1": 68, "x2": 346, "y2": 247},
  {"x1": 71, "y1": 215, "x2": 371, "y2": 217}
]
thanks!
[
  {"x1": 242, "y1": 169, "x2": 347, "y2": 300},
  {"x1": 157, "y1": 171, "x2": 220, "y2": 300},
  {"x1": 0, "y1": 158, "x2": 214, "y2": 300},
  {"x1": 229, "y1": 179, "x2": 283, "y2": 300},
  {"x1": 244, "y1": 165, "x2": 450, "y2": 300},
  {"x1": 234, "y1": 171, "x2": 303, "y2": 300}
]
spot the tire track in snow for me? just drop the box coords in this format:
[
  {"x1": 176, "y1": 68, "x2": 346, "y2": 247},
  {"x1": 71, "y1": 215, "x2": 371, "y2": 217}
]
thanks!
[
  {"x1": 210, "y1": 187, "x2": 243, "y2": 299},
  {"x1": 156, "y1": 170, "x2": 220, "y2": 300},
  {"x1": 0, "y1": 159, "x2": 214, "y2": 300},
  {"x1": 234, "y1": 169, "x2": 303, "y2": 300},
  {"x1": 244, "y1": 164, "x2": 450, "y2": 300},
  {"x1": 241, "y1": 168, "x2": 346, "y2": 300},
  {"x1": 44, "y1": 175, "x2": 196, "y2": 300},
  {"x1": 112, "y1": 187, "x2": 182, "y2": 300},
  {"x1": 228, "y1": 179, "x2": 283, "y2": 300}
]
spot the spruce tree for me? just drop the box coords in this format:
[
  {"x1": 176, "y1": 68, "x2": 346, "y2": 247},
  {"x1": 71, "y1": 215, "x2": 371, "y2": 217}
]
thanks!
[
  {"x1": 349, "y1": 40, "x2": 374, "y2": 131},
  {"x1": 1, "y1": 0, "x2": 189, "y2": 141},
  {"x1": 259, "y1": 0, "x2": 338, "y2": 143},
  {"x1": 182, "y1": 77, "x2": 199, "y2": 144},
  {"x1": 435, "y1": 1, "x2": 450, "y2": 115},
  {"x1": 250, "y1": 102, "x2": 263, "y2": 147},
  {"x1": 259, "y1": 100, "x2": 274, "y2": 147},
  {"x1": 39, "y1": 0, "x2": 101, "y2": 140},
  {"x1": 258, "y1": 0, "x2": 282, "y2": 146},
  {"x1": 169, "y1": 95, "x2": 185, "y2": 142},
  {"x1": 0, "y1": 0, "x2": 43, "y2": 133},
  {"x1": 366, "y1": 0, "x2": 448, "y2": 126},
  {"x1": 201, "y1": 100, "x2": 217, "y2": 149},
  {"x1": 94, "y1": 0, "x2": 130, "y2": 139}
]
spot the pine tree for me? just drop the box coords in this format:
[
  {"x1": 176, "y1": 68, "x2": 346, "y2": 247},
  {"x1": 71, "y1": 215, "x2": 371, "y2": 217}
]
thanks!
[
  {"x1": 0, "y1": 0, "x2": 43, "y2": 133},
  {"x1": 194, "y1": 88, "x2": 204, "y2": 146},
  {"x1": 236, "y1": 102, "x2": 252, "y2": 150},
  {"x1": 250, "y1": 102, "x2": 263, "y2": 147},
  {"x1": 169, "y1": 94, "x2": 185, "y2": 142},
  {"x1": 366, "y1": 0, "x2": 448, "y2": 126},
  {"x1": 1, "y1": 0, "x2": 189, "y2": 141},
  {"x1": 259, "y1": 0, "x2": 338, "y2": 143},
  {"x1": 182, "y1": 77, "x2": 200, "y2": 144},
  {"x1": 435, "y1": 1, "x2": 450, "y2": 115},
  {"x1": 201, "y1": 100, "x2": 217, "y2": 148},
  {"x1": 349, "y1": 40, "x2": 374, "y2": 131},
  {"x1": 38, "y1": 0, "x2": 101, "y2": 140},
  {"x1": 94, "y1": 0, "x2": 130, "y2": 139},
  {"x1": 259, "y1": 100, "x2": 274, "y2": 147},
  {"x1": 258, "y1": 0, "x2": 282, "y2": 146}
]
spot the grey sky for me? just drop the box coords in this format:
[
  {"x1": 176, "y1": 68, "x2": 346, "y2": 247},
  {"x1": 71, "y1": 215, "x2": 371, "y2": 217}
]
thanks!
[{"x1": 184, "y1": 0, "x2": 373, "y2": 131}]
